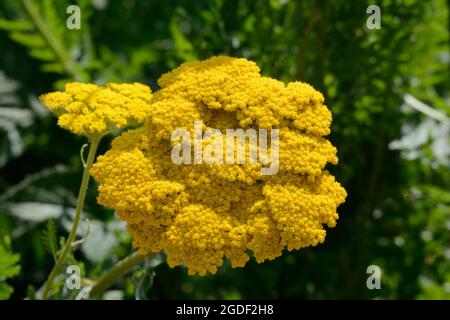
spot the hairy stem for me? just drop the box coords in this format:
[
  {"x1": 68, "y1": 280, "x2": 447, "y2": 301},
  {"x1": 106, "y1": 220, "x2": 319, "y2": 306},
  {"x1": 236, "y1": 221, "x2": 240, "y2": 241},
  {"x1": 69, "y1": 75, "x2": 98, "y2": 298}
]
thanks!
[
  {"x1": 42, "y1": 136, "x2": 101, "y2": 299},
  {"x1": 89, "y1": 251, "x2": 148, "y2": 299}
]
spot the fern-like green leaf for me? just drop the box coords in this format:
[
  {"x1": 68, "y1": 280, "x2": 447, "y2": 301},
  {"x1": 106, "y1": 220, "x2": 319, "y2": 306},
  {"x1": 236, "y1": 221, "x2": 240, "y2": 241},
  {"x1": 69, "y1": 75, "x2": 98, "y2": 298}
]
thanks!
[
  {"x1": 0, "y1": 18, "x2": 33, "y2": 31},
  {"x1": 9, "y1": 31, "x2": 46, "y2": 47},
  {"x1": 42, "y1": 219, "x2": 58, "y2": 261},
  {"x1": 0, "y1": 0, "x2": 76, "y2": 77},
  {"x1": 0, "y1": 236, "x2": 21, "y2": 300},
  {"x1": 41, "y1": 62, "x2": 65, "y2": 73},
  {"x1": 29, "y1": 47, "x2": 55, "y2": 61}
]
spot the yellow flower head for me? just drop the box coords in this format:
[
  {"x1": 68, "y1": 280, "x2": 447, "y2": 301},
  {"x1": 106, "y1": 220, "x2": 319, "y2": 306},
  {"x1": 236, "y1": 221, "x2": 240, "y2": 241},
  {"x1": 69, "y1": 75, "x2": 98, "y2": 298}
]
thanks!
[
  {"x1": 91, "y1": 56, "x2": 347, "y2": 275},
  {"x1": 39, "y1": 82, "x2": 152, "y2": 138}
]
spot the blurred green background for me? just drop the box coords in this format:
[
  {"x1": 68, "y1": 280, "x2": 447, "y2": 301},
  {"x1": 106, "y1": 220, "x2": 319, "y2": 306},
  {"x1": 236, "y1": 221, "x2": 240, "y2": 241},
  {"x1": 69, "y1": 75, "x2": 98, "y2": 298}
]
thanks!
[{"x1": 0, "y1": 0, "x2": 449, "y2": 300}]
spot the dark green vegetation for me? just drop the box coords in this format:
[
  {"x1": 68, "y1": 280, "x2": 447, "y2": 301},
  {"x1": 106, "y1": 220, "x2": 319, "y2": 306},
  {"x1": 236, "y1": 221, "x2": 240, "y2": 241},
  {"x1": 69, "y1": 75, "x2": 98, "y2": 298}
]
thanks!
[{"x1": 0, "y1": 0, "x2": 448, "y2": 299}]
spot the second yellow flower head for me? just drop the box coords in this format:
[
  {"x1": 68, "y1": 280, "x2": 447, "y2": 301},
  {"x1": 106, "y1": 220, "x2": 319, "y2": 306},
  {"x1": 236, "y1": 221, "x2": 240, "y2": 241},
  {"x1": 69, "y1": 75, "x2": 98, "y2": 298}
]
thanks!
[{"x1": 39, "y1": 82, "x2": 152, "y2": 138}]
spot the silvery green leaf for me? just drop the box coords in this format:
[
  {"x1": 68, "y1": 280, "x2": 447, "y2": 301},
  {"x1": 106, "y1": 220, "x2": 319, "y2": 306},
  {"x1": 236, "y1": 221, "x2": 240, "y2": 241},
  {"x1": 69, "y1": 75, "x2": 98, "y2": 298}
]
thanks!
[
  {"x1": 0, "y1": 95, "x2": 20, "y2": 106},
  {"x1": 103, "y1": 290, "x2": 124, "y2": 300},
  {"x1": 135, "y1": 267, "x2": 156, "y2": 300},
  {"x1": 147, "y1": 252, "x2": 164, "y2": 268},
  {"x1": 134, "y1": 253, "x2": 164, "y2": 300},
  {"x1": 3, "y1": 202, "x2": 64, "y2": 222},
  {"x1": 0, "y1": 107, "x2": 33, "y2": 126},
  {"x1": 28, "y1": 94, "x2": 48, "y2": 118},
  {"x1": 81, "y1": 220, "x2": 118, "y2": 262},
  {"x1": 0, "y1": 118, "x2": 23, "y2": 160},
  {"x1": 0, "y1": 71, "x2": 19, "y2": 94}
]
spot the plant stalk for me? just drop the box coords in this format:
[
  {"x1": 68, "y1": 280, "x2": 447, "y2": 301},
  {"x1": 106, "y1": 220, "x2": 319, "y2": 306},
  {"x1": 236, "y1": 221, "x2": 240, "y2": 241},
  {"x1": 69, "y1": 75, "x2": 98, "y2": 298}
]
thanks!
[
  {"x1": 89, "y1": 251, "x2": 148, "y2": 299},
  {"x1": 42, "y1": 136, "x2": 101, "y2": 299}
]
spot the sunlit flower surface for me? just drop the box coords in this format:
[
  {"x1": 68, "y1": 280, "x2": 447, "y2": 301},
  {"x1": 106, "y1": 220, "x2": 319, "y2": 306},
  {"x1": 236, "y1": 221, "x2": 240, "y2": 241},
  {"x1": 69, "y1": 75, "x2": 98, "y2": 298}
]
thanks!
[
  {"x1": 39, "y1": 82, "x2": 152, "y2": 138},
  {"x1": 91, "y1": 56, "x2": 347, "y2": 275}
]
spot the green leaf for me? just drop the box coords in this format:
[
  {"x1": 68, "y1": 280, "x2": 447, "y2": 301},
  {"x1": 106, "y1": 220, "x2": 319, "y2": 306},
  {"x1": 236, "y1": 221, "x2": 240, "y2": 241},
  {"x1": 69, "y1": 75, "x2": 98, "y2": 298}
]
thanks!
[
  {"x1": 9, "y1": 31, "x2": 46, "y2": 48},
  {"x1": 1, "y1": 0, "x2": 80, "y2": 77},
  {"x1": 41, "y1": 62, "x2": 65, "y2": 73},
  {"x1": 2, "y1": 202, "x2": 65, "y2": 222},
  {"x1": 0, "y1": 18, "x2": 33, "y2": 32},
  {"x1": 29, "y1": 48, "x2": 55, "y2": 61},
  {"x1": 42, "y1": 219, "x2": 58, "y2": 261},
  {"x1": 0, "y1": 71, "x2": 35, "y2": 168},
  {"x1": 0, "y1": 236, "x2": 21, "y2": 300},
  {"x1": 0, "y1": 283, "x2": 14, "y2": 300},
  {"x1": 135, "y1": 253, "x2": 164, "y2": 300},
  {"x1": 135, "y1": 268, "x2": 155, "y2": 300},
  {"x1": 170, "y1": 16, "x2": 197, "y2": 61}
]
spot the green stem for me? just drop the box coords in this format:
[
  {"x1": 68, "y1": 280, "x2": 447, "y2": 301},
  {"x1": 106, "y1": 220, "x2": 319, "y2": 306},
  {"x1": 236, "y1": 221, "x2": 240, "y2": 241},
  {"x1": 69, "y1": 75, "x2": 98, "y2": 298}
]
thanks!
[
  {"x1": 89, "y1": 251, "x2": 148, "y2": 299},
  {"x1": 42, "y1": 136, "x2": 101, "y2": 300},
  {"x1": 20, "y1": 0, "x2": 76, "y2": 77}
]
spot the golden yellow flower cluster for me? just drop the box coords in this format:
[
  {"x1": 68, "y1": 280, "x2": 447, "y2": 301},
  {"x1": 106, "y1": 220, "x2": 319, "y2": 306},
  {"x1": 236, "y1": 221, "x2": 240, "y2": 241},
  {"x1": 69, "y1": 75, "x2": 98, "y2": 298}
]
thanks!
[
  {"x1": 91, "y1": 56, "x2": 347, "y2": 275},
  {"x1": 39, "y1": 82, "x2": 152, "y2": 138}
]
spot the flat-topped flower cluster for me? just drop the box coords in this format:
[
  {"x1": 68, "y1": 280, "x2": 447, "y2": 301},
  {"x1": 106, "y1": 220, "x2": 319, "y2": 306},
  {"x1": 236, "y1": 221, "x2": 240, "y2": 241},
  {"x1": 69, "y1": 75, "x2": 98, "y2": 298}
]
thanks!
[{"x1": 41, "y1": 56, "x2": 347, "y2": 276}]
